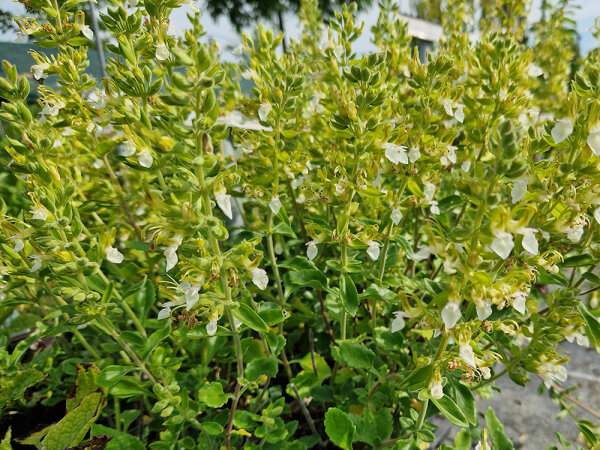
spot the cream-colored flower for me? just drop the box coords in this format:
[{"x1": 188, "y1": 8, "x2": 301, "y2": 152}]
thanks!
[
  {"x1": 441, "y1": 302, "x2": 461, "y2": 329},
  {"x1": 250, "y1": 267, "x2": 268, "y2": 290},
  {"x1": 269, "y1": 196, "x2": 282, "y2": 215},
  {"x1": 383, "y1": 143, "x2": 408, "y2": 165},
  {"x1": 366, "y1": 240, "x2": 380, "y2": 261},
  {"x1": 156, "y1": 42, "x2": 170, "y2": 61},
  {"x1": 105, "y1": 246, "x2": 124, "y2": 264},
  {"x1": 551, "y1": 118, "x2": 573, "y2": 144}
]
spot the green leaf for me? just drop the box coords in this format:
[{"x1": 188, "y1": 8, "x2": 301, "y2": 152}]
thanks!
[
  {"x1": 97, "y1": 366, "x2": 135, "y2": 388},
  {"x1": 198, "y1": 382, "x2": 230, "y2": 408},
  {"x1": 485, "y1": 408, "x2": 514, "y2": 450},
  {"x1": 338, "y1": 341, "x2": 375, "y2": 370},
  {"x1": 340, "y1": 273, "x2": 359, "y2": 317},
  {"x1": 577, "y1": 303, "x2": 600, "y2": 352},
  {"x1": 233, "y1": 303, "x2": 269, "y2": 334},
  {"x1": 289, "y1": 269, "x2": 329, "y2": 291},
  {"x1": 66, "y1": 364, "x2": 102, "y2": 412},
  {"x1": 89, "y1": 424, "x2": 145, "y2": 450},
  {"x1": 577, "y1": 421, "x2": 599, "y2": 446},
  {"x1": 562, "y1": 254, "x2": 595, "y2": 267},
  {"x1": 359, "y1": 284, "x2": 398, "y2": 303},
  {"x1": 398, "y1": 365, "x2": 433, "y2": 390},
  {"x1": 200, "y1": 422, "x2": 224, "y2": 435},
  {"x1": 0, "y1": 368, "x2": 45, "y2": 408},
  {"x1": 273, "y1": 205, "x2": 297, "y2": 238},
  {"x1": 453, "y1": 430, "x2": 471, "y2": 450},
  {"x1": 453, "y1": 382, "x2": 477, "y2": 425},
  {"x1": 41, "y1": 392, "x2": 106, "y2": 449},
  {"x1": 246, "y1": 357, "x2": 278, "y2": 380},
  {"x1": 324, "y1": 408, "x2": 355, "y2": 450},
  {"x1": 0, "y1": 428, "x2": 11, "y2": 450},
  {"x1": 431, "y1": 395, "x2": 469, "y2": 428}
]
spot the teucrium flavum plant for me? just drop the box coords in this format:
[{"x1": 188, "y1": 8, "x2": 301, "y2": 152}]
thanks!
[{"x1": 1, "y1": 0, "x2": 600, "y2": 448}]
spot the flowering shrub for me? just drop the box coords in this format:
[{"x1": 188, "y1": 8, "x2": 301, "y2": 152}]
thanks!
[{"x1": 1, "y1": 0, "x2": 600, "y2": 448}]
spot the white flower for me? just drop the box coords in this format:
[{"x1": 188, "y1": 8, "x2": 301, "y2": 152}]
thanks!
[
  {"x1": 30, "y1": 254, "x2": 42, "y2": 272},
  {"x1": 31, "y1": 63, "x2": 49, "y2": 80},
  {"x1": 335, "y1": 181, "x2": 345, "y2": 195},
  {"x1": 454, "y1": 104, "x2": 465, "y2": 123},
  {"x1": 12, "y1": 238, "x2": 24, "y2": 254},
  {"x1": 165, "y1": 245, "x2": 179, "y2": 271},
  {"x1": 105, "y1": 246, "x2": 124, "y2": 264},
  {"x1": 220, "y1": 111, "x2": 273, "y2": 131},
  {"x1": 492, "y1": 232, "x2": 514, "y2": 260},
  {"x1": 391, "y1": 311, "x2": 406, "y2": 333},
  {"x1": 441, "y1": 146, "x2": 457, "y2": 165},
  {"x1": 511, "y1": 179, "x2": 527, "y2": 203},
  {"x1": 540, "y1": 362, "x2": 567, "y2": 388},
  {"x1": 408, "y1": 146, "x2": 421, "y2": 163},
  {"x1": 595, "y1": 207, "x2": 600, "y2": 225},
  {"x1": 306, "y1": 241, "x2": 318, "y2": 261},
  {"x1": 411, "y1": 246, "x2": 432, "y2": 261},
  {"x1": 40, "y1": 99, "x2": 65, "y2": 117},
  {"x1": 81, "y1": 24, "x2": 94, "y2": 40},
  {"x1": 441, "y1": 302, "x2": 461, "y2": 329},
  {"x1": 442, "y1": 99, "x2": 454, "y2": 117},
  {"x1": 93, "y1": 159, "x2": 104, "y2": 169},
  {"x1": 157, "y1": 302, "x2": 177, "y2": 320},
  {"x1": 520, "y1": 228, "x2": 538, "y2": 255},
  {"x1": 476, "y1": 300, "x2": 492, "y2": 320},
  {"x1": 423, "y1": 182, "x2": 436, "y2": 202},
  {"x1": 30, "y1": 207, "x2": 48, "y2": 221},
  {"x1": 383, "y1": 143, "x2": 408, "y2": 165},
  {"x1": 391, "y1": 208, "x2": 403, "y2": 225},
  {"x1": 430, "y1": 380, "x2": 444, "y2": 399},
  {"x1": 184, "y1": 283, "x2": 201, "y2": 310},
  {"x1": 480, "y1": 367, "x2": 491, "y2": 379},
  {"x1": 250, "y1": 267, "x2": 268, "y2": 290},
  {"x1": 461, "y1": 160, "x2": 471, "y2": 172},
  {"x1": 566, "y1": 224, "x2": 584, "y2": 242},
  {"x1": 551, "y1": 118, "x2": 573, "y2": 144},
  {"x1": 214, "y1": 188, "x2": 233, "y2": 219},
  {"x1": 528, "y1": 63, "x2": 543, "y2": 77},
  {"x1": 258, "y1": 103, "x2": 271, "y2": 122},
  {"x1": 138, "y1": 150, "x2": 153, "y2": 168},
  {"x1": 291, "y1": 176, "x2": 304, "y2": 189},
  {"x1": 182, "y1": 0, "x2": 201, "y2": 12},
  {"x1": 566, "y1": 331, "x2": 590, "y2": 348},
  {"x1": 459, "y1": 343, "x2": 476, "y2": 368},
  {"x1": 269, "y1": 196, "x2": 282, "y2": 215},
  {"x1": 366, "y1": 240, "x2": 380, "y2": 261},
  {"x1": 156, "y1": 42, "x2": 170, "y2": 61},
  {"x1": 206, "y1": 319, "x2": 217, "y2": 336},
  {"x1": 430, "y1": 201, "x2": 440, "y2": 215},
  {"x1": 53, "y1": 139, "x2": 62, "y2": 148},
  {"x1": 587, "y1": 127, "x2": 600, "y2": 156},
  {"x1": 118, "y1": 141, "x2": 137, "y2": 157},
  {"x1": 512, "y1": 290, "x2": 527, "y2": 314}
]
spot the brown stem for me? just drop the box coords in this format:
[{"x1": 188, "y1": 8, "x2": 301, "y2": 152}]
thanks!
[{"x1": 536, "y1": 374, "x2": 600, "y2": 420}]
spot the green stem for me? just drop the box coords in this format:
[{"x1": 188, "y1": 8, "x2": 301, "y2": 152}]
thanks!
[{"x1": 414, "y1": 398, "x2": 429, "y2": 432}]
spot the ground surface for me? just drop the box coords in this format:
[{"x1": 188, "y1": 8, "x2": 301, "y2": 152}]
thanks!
[{"x1": 432, "y1": 343, "x2": 600, "y2": 449}]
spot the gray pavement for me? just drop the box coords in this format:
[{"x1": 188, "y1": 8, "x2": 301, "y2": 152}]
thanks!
[{"x1": 432, "y1": 343, "x2": 600, "y2": 449}]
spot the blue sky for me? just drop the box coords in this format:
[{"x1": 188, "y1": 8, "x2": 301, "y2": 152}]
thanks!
[{"x1": 1, "y1": 0, "x2": 598, "y2": 57}]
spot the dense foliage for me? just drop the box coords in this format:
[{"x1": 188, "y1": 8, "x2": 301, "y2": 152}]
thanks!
[{"x1": 0, "y1": 0, "x2": 600, "y2": 448}]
